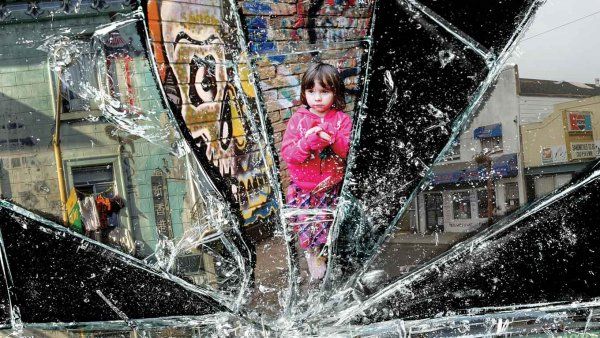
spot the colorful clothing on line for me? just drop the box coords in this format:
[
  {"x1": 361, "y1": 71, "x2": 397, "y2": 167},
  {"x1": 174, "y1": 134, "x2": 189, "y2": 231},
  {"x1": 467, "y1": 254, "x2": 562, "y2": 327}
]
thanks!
[
  {"x1": 79, "y1": 196, "x2": 101, "y2": 232},
  {"x1": 95, "y1": 195, "x2": 112, "y2": 229}
]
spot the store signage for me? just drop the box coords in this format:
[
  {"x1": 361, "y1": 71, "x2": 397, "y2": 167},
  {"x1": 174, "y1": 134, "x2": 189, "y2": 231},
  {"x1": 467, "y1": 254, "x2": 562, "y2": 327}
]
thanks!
[
  {"x1": 151, "y1": 169, "x2": 173, "y2": 239},
  {"x1": 567, "y1": 111, "x2": 593, "y2": 132},
  {"x1": 541, "y1": 145, "x2": 567, "y2": 165},
  {"x1": 570, "y1": 142, "x2": 597, "y2": 160}
]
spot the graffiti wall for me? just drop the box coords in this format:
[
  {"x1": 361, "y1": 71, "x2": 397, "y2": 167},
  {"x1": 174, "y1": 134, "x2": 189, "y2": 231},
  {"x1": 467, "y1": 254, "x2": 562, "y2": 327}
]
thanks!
[
  {"x1": 145, "y1": 0, "x2": 375, "y2": 233},
  {"x1": 237, "y1": 0, "x2": 376, "y2": 190},
  {"x1": 146, "y1": 0, "x2": 278, "y2": 233}
]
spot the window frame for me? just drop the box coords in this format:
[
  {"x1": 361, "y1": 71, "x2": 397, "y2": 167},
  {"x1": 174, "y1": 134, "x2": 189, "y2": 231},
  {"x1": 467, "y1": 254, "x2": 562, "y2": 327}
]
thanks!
[
  {"x1": 71, "y1": 164, "x2": 116, "y2": 197},
  {"x1": 504, "y1": 182, "x2": 519, "y2": 212},
  {"x1": 49, "y1": 37, "x2": 103, "y2": 121},
  {"x1": 64, "y1": 155, "x2": 130, "y2": 230},
  {"x1": 452, "y1": 190, "x2": 472, "y2": 220},
  {"x1": 424, "y1": 192, "x2": 444, "y2": 231},
  {"x1": 480, "y1": 136, "x2": 503, "y2": 153},
  {"x1": 476, "y1": 188, "x2": 494, "y2": 219},
  {"x1": 445, "y1": 138, "x2": 461, "y2": 161}
]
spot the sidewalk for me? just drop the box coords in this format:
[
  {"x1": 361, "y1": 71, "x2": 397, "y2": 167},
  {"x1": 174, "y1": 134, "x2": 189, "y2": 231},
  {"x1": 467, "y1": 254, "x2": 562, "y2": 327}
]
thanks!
[
  {"x1": 247, "y1": 231, "x2": 474, "y2": 313},
  {"x1": 389, "y1": 231, "x2": 472, "y2": 245}
]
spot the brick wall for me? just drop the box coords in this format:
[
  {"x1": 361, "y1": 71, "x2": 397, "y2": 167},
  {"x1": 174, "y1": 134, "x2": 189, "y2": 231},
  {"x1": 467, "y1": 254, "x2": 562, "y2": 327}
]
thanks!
[{"x1": 237, "y1": 0, "x2": 376, "y2": 191}]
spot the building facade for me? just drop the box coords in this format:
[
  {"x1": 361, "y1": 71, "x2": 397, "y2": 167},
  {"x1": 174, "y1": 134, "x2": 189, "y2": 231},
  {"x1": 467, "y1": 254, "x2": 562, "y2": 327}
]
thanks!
[
  {"x1": 522, "y1": 95, "x2": 600, "y2": 199},
  {"x1": 0, "y1": 4, "x2": 222, "y2": 284},
  {"x1": 407, "y1": 66, "x2": 524, "y2": 235},
  {"x1": 405, "y1": 66, "x2": 600, "y2": 236}
]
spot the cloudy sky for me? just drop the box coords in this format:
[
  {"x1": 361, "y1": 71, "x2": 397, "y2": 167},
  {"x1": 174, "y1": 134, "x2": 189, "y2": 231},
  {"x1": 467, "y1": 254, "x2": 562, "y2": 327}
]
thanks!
[{"x1": 507, "y1": 0, "x2": 600, "y2": 83}]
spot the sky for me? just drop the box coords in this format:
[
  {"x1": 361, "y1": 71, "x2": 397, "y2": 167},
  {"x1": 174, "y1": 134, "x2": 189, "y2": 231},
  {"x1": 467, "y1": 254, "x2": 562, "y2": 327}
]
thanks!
[{"x1": 506, "y1": 0, "x2": 600, "y2": 83}]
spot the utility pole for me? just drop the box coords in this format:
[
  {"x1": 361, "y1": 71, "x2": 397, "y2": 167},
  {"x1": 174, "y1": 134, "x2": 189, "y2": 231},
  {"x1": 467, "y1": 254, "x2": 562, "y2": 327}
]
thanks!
[
  {"x1": 474, "y1": 149, "x2": 502, "y2": 226},
  {"x1": 52, "y1": 68, "x2": 69, "y2": 225}
]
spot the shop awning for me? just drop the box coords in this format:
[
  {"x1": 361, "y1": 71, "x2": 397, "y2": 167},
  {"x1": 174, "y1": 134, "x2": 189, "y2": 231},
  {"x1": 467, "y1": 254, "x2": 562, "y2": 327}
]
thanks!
[
  {"x1": 474, "y1": 123, "x2": 502, "y2": 139},
  {"x1": 431, "y1": 153, "x2": 518, "y2": 185},
  {"x1": 492, "y1": 153, "x2": 519, "y2": 177}
]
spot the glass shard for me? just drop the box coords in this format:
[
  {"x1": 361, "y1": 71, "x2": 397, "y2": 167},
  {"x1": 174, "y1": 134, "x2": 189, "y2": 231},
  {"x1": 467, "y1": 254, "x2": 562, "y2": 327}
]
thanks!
[
  {"x1": 414, "y1": 0, "x2": 542, "y2": 53},
  {"x1": 336, "y1": 163, "x2": 600, "y2": 324},
  {"x1": 0, "y1": 201, "x2": 228, "y2": 323},
  {"x1": 327, "y1": 0, "x2": 490, "y2": 288}
]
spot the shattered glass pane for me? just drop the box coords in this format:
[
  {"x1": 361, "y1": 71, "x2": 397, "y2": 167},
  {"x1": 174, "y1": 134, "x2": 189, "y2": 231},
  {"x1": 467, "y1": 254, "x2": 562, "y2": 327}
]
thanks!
[
  {"x1": 0, "y1": 4, "x2": 254, "y2": 315},
  {"x1": 1, "y1": 0, "x2": 600, "y2": 335},
  {"x1": 327, "y1": 0, "x2": 491, "y2": 288},
  {"x1": 0, "y1": 202, "x2": 228, "y2": 323}
]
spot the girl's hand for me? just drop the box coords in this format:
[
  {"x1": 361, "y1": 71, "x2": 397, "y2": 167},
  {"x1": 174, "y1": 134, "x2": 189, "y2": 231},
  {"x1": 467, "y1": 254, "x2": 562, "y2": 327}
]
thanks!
[
  {"x1": 318, "y1": 122, "x2": 337, "y2": 143},
  {"x1": 318, "y1": 131, "x2": 331, "y2": 142},
  {"x1": 305, "y1": 126, "x2": 322, "y2": 137},
  {"x1": 305, "y1": 132, "x2": 330, "y2": 151}
]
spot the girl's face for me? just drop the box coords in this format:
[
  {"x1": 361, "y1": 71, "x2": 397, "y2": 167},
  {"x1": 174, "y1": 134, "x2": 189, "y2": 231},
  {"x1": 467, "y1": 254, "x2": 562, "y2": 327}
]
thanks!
[{"x1": 305, "y1": 81, "x2": 335, "y2": 115}]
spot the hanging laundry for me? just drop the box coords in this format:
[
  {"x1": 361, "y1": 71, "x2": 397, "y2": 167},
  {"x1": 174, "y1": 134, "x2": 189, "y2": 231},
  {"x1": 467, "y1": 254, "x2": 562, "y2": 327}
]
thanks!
[
  {"x1": 108, "y1": 213, "x2": 119, "y2": 227},
  {"x1": 79, "y1": 196, "x2": 101, "y2": 231},
  {"x1": 110, "y1": 195, "x2": 125, "y2": 213},
  {"x1": 65, "y1": 188, "x2": 83, "y2": 233},
  {"x1": 95, "y1": 195, "x2": 112, "y2": 229},
  {"x1": 107, "y1": 195, "x2": 125, "y2": 227},
  {"x1": 107, "y1": 226, "x2": 135, "y2": 255}
]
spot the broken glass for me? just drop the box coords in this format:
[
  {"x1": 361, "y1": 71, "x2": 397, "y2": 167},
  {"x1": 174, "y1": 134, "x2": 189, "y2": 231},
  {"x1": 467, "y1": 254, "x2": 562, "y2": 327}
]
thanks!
[
  {"x1": 0, "y1": 201, "x2": 229, "y2": 323},
  {"x1": 326, "y1": 0, "x2": 492, "y2": 289},
  {"x1": 0, "y1": 5, "x2": 257, "y2": 314},
  {"x1": 1, "y1": 0, "x2": 600, "y2": 335},
  {"x1": 333, "y1": 163, "x2": 600, "y2": 325}
]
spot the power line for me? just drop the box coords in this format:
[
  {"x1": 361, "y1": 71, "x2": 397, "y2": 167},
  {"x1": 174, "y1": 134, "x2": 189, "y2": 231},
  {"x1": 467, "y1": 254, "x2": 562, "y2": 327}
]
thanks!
[{"x1": 521, "y1": 8, "x2": 600, "y2": 41}]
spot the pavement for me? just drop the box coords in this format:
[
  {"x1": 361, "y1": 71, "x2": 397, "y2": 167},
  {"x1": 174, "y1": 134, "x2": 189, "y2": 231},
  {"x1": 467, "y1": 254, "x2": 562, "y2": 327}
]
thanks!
[{"x1": 247, "y1": 230, "x2": 474, "y2": 315}]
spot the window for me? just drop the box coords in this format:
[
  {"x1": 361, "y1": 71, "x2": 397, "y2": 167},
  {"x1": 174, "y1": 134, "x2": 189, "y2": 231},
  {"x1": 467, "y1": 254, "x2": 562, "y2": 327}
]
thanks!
[
  {"x1": 71, "y1": 164, "x2": 115, "y2": 197},
  {"x1": 534, "y1": 174, "x2": 572, "y2": 199},
  {"x1": 452, "y1": 191, "x2": 471, "y2": 219},
  {"x1": 481, "y1": 136, "x2": 503, "y2": 153},
  {"x1": 505, "y1": 182, "x2": 519, "y2": 212},
  {"x1": 425, "y1": 193, "x2": 443, "y2": 232},
  {"x1": 477, "y1": 189, "x2": 495, "y2": 218},
  {"x1": 534, "y1": 175, "x2": 555, "y2": 198},
  {"x1": 60, "y1": 45, "x2": 100, "y2": 114},
  {"x1": 445, "y1": 138, "x2": 461, "y2": 161}
]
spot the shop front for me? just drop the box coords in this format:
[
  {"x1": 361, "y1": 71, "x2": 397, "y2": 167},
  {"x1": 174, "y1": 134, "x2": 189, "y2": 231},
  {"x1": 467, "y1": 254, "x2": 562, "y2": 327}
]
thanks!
[{"x1": 414, "y1": 153, "x2": 520, "y2": 234}]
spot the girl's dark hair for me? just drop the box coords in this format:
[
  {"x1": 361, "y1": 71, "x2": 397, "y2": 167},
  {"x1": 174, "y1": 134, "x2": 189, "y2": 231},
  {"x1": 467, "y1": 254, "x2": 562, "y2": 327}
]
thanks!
[{"x1": 300, "y1": 63, "x2": 346, "y2": 110}]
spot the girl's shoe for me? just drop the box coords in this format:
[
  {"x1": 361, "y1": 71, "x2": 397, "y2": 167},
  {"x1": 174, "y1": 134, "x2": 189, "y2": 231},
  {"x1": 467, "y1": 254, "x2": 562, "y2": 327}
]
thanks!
[{"x1": 306, "y1": 251, "x2": 327, "y2": 280}]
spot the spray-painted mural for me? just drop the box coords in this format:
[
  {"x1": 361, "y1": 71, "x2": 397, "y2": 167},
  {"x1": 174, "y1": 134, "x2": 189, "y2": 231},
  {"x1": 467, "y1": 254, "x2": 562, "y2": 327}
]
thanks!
[
  {"x1": 146, "y1": 0, "x2": 278, "y2": 230},
  {"x1": 145, "y1": 0, "x2": 375, "y2": 227}
]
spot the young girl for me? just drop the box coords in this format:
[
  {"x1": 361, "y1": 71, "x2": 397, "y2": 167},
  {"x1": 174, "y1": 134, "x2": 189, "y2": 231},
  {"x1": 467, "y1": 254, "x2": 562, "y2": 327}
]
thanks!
[{"x1": 281, "y1": 63, "x2": 352, "y2": 281}]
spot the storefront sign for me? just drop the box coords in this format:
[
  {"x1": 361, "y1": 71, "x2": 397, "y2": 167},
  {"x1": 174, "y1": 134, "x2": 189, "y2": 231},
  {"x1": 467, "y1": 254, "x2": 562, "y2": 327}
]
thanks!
[
  {"x1": 541, "y1": 145, "x2": 567, "y2": 165},
  {"x1": 570, "y1": 142, "x2": 597, "y2": 160},
  {"x1": 431, "y1": 153, "x2": 519, "y2": 185},
  {"x1": 474, "y1": 123, "x2": 502, "y2": 139},
  {"x1": 151, "y1": 169, "x2": 173, "y2": 239},
  {"x1": 567, "y1": 111, "x2": 592, "y2": 132}
]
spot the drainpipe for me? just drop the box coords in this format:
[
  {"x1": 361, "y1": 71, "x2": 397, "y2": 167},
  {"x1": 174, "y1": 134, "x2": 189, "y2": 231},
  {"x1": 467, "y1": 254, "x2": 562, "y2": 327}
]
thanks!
[{"x1": 52, "y1": 70, "x2": 68, "y2": 225}]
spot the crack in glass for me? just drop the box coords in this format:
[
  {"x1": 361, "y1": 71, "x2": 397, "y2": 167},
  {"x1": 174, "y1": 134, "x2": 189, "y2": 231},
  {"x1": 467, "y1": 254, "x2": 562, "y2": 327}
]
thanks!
[{"x1": 1, "y1": 0, "x2": 599, "y2": 335}]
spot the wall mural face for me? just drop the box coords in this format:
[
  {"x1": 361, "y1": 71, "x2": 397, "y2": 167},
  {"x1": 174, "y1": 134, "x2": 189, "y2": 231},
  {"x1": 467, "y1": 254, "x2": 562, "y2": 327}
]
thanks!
[{"x1": 146, "y1": 0, "x2": 277, "y2": 226}]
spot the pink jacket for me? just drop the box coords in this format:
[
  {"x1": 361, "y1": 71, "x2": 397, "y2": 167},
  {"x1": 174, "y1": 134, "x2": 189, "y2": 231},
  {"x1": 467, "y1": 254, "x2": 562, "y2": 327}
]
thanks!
[{"x1": 281, "y1": 107, "x2": 353, "y2": 192}]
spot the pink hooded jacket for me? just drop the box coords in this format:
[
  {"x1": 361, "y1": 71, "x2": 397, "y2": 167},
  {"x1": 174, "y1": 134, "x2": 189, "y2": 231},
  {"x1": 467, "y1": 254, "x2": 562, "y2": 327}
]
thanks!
[{"x1": 281, "y1": 107, "x2": 353, "y2": 192}]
